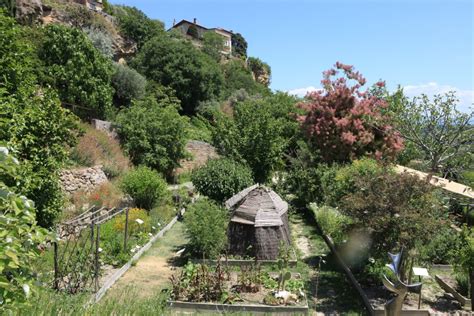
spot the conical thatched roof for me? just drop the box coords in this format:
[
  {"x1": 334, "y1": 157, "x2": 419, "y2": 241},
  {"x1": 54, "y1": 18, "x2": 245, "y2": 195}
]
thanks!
[{"x1": 225, "y1": 185, "x2": 288, "y2": 227}]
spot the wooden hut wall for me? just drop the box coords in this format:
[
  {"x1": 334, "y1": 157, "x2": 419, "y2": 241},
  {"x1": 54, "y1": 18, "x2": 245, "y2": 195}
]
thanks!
[{"x1": 227, "y1": 222, "x2": 256, "y2": 258}]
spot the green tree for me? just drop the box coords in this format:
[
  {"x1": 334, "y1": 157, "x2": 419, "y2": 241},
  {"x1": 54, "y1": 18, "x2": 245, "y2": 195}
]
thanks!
[
  {"x1": 132, "y1": 35, "x2": 223, "y2": 115},
  {"x1": 114, "y1": 5, "x2": 164, "y2": 48},
  {"x1": 451, "y1": 226, "x2": 474, "y2": 309},
  {"x1": 121, "y1": 166, "x2": 168, "y2": 210},
  {"x1": 0, "y1": 88, "x2": 79, "y2": 227},
  {"x1": 0, "y1": 146, "x2": 50, "y2": 312},
  {"x1": 39, "y1": 24, "x2": 114, "y2": 119},
  {"x1": 231, "y1": 32, "x2": 247, "y2": 58},
  {"x1": 247, "y1": 57, "x2": 271, "y2": 87},
  {"x1": 192, "y1": 158, "x2": 253, "y2": 203},
  {"x1": 391, "y1": 91, "x2": 473, "y2": 177},
  {"x1": 221, "y1": 60, "x2": 269, "y2": 99},
  {"x1": 212, "y1": 97, "x2": 287, "y2": 183},
  {"x1": 0, "y1": 12, "x2": 37, "y2": 94},
  {"x1": 202, "y1": 31, "x2": 225, "y2": 62},
  {"x1": 115, "y1": 96, "x2": 188, "y2": 178}
]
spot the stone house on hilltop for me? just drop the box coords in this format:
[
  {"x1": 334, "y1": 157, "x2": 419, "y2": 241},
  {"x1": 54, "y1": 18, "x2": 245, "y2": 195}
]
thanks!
[{"x1": 169, "y1": 18, "x2": 232, "y2": 55}]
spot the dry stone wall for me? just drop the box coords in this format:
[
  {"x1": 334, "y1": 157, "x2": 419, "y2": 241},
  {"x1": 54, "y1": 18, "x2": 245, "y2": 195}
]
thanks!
[
  {"x1": 176, "y1": 140, "x2": 219, "y2": 175},
  {"x1": 60, "y1": 166, "x2": 108, "y2": 195}
]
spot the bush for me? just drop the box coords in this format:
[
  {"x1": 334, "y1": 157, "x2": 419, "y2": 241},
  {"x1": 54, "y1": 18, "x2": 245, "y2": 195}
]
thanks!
[
  {"x1": 184, "y1": 198, "x2": 228, "y2": 258},
  {"x1": 70, "y1": 182, "x2": 123, "y2": 213},
  {"x1": 121, "y1": 166, "x2": 168, "y2": 210},
  {"x1": 419, "y1": 226, "x2": 461, "y2": 264},
  {"x1": 0, "y1": 146, "x2": 49, "y2": 312},
  {"x1": 111, "y1": 63, "x2": 147, "y2": 106},
  {"x1": 70, "y1": 123, "x2": 130, "y2": 178},
  {"x1": 192, "y1": 158, "x2": 253, "y2": 203},
  {"x1": 310, "y1": 203, "x2": 351, "y2": 244},
  {"x1": 1, "y1": 88, "x2": 79, "y2": 227},
  {"x1": 83, "y1": 26, "x2": 114, "y2": 59},
  {"x1": 322, "y1": 158, "x2": 386, "y2": 207},
  {"x1": 341, "y1": 171, "x2": 445, "y2": 260},
  {"x1": 113, "y1": 208, "x2": 151, "y2": 234},
  {"x1": 115, "y1": 97, "x2": 188, "y2": 178}
]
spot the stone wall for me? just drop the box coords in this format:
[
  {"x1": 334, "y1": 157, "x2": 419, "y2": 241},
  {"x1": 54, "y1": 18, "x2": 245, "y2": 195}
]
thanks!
[{"x1": 60, "y1": 166, "x2": 108, "y2": 195}]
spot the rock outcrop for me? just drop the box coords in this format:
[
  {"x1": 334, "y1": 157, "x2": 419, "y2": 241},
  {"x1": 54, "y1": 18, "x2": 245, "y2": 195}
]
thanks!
[
  {"x1": 175, "y1": 140, "x2": 219, "y2": 175},
  {"x1": 60, "y1": 166, "x2": 108, "y2": 195},
  {"x1": 15, "y1": 0, "x2": 43, "y2": 24}
]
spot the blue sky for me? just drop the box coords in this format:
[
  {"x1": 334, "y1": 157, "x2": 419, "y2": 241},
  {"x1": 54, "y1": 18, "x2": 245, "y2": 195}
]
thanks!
[{"x1": 110, "y1": 0, "x2": 473, "y2": 111}]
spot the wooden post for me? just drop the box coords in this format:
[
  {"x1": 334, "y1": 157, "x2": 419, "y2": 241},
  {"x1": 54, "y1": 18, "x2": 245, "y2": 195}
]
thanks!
[
  {"x1": 94, "y1": 224, "x2": 100, "y2": 292},
  {"x1": 53, "y1": 242, "x2": 59, "y2": 290},
  {"x1": 123, "y1": 208, "x2": 129, "y2": 251},
  {"x1": 417, "y1": 276, "x2": 422, "y2": 309}
]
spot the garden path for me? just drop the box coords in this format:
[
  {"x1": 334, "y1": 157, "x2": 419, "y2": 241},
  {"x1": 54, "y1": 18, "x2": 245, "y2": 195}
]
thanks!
[{"x1": 102, "y1": 221, "x2": 188, "y2": 301}]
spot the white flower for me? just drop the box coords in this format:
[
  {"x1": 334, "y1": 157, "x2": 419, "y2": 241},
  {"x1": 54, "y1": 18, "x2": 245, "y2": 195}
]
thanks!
[
  {"x1": 135, "y1": 218, "x2": 144, "y2": 225},
  {"x1": 6, "y1": 237, "x2": 12, "y2": 243},
  {"x1": 152, "y1": 226, "x2": 156, "y2": 230},
  {"x1": 157, "y1": 222, "x2": 161, "y2": 227},
  {"x1": 22, "y1": 284, "x2": 30, "y2": 297},
  {"x1": 0, "y1": 147, "x2": 9, "y2": 155},
  {"x1": 12, "y1": 157, "x2": 19, "y2": 165},
  {"x1": 148, "y1": 233, "x2": 153, "y2": 237},
  {"x1": 368, "y1": 258, "x2": 375, "y2": 264},
  {"x1": 98, "y1": 247, "x2": 103, "y2": 253},
  {"x1": 131, "y1": 248, "x2": 136, "y2": 253}
]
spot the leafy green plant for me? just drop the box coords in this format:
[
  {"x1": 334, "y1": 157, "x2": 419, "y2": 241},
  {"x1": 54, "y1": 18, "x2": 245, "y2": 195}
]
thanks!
[
  {"x1": 192, "y1": 158, "x2": 253, "y2": 203},
  {"x1": 419, "y1": 226, "x2": 461, "y2": 264},
  {"x1": 115, "y1": 97, "x2": 188, "y2": 178},
  {"x1": 83, "y1": 26, "x2": 114, "y2": 59},
  {"x1": 39, "y1": 24, "x2": 114, "y2": 119},
  {"x1": 184, "y1": 198, "x2": 228, "y2": 258},
  {"x1": 310, "y1": 203, "x2": 352, "y2": 244},
  {"x1": 111, "y1": 63, "x2": 147, "y2": 106},
  {"x1": 0, "y1": 146, "x2": 50, "y2": 312},
  {"x1": 121, "y1": 167, "x2": 168, "y2": 210}
]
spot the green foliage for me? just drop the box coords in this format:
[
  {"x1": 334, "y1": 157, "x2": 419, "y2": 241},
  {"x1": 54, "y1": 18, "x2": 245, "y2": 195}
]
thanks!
[
  {"x1": 112, "y1": 63, "x2": 147, "y2": 106},
  {"x1": 322, "y1": 158, "x2": 386, "y2": 207},
  {"x1": 231, "y1": 32, "x2": 247, "y2": 58},
  {"x1": 39, "y1": 24, "x2": 114, "y2": 119},
  {"x1": 451, "y1": 226, "x2": 474, "y2": 280},
  {"x1": 115, "y1": 96, "x2": 188, "y2": 178},
  {"x1": 202, "y1": 31, "x2": 225, "y2": 62},
  {"x1": 114, "y1": 5, "x2": 164, "y2": 48},
  {"x1": 1, "y1": 88, "x2": 79, "y2": 227},
  {"x1": 0, "y1": 12, "x2": 37, "y2": 93},
  {"x1": 121, "y1": 166, "x2": 168, "y2": 210},
  {"x1": 419, "y1": 226, "x2": 461, "y2": 264},
  {"x1": 132, "y1": 34, "x2": 224, "y2": 115},
  {"x1": 187, "y1": 115, "x2": 213, "y2": 142},
  {"x1": 83, "y1": 26, "x2": 114, "y2": 59},
  {"x1": 184, "y1": 198, "x2": 228, "y2": 258},
  {"x1": 247, "y1": 57, "x2": 271, "y2": 87},
  {"x1": 310, "y1": 203, "x2": 352, "y2": 244},
  {"x1": 0, "y1": 146, "x2": 50, "y2": 312},
  {"x1": 390, "y1": 90, "x2": 473, "y2": 176},
  {"x1": 221, "y1": 60, "x2": 269, "y2": 99},
  {"x1": 212, "y1": 97, "x2": 288, "y2": 183},
  {"x1": 192, "y1": 158, "x2": 253, "y2": 203},
  {"x1": 341, "y1": 171, "x2": 445, "y2": 259}
]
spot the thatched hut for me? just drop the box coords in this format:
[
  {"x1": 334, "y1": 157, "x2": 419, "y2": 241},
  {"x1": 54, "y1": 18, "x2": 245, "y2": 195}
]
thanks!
[{"x1": 225, "y1": 185, "x2": 291, "y2": 260}]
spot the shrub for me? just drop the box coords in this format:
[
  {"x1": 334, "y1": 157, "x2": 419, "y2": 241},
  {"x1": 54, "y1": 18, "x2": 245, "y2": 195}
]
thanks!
[
  {"x1": 39, "y1": 24, "x2": 114, "y2": 119},
  {"x1": 113, "y1": 208, "x2": 151, "y2": 234},
  {"x1": 184, "y1": 198, "x2": 228, "y2": 258},
  {"x1": 419, "y1": 226, "x2": 461, "y2": 264},
  {"x1": 83, "y1": 27, "x2": 114, "y2": 59},
  {"x1": 70, "y1": 123, "x2": 130, "y2": 178},
  {"x1": 121, "y1": 167, "x2": 168, "y2": 210},
  {"x1": 1, "y1": 88, "x2": 79, "y2": 227},
  {"x1": 70, "y1": 182, "x2": 123, "y2": 212},
  {"x1": 111, "y1": 63, "x2": 147, "y2": 106},
  {"x1": 341, "y1": 171, "x2": 445, "y2": 260},
  {"x1": 221, "y1": 60, "x2": 269, "y2": 99},
  {"x1": 192, "y1": 158, "x2": 253, "y2": 203},
  {"x1": 0, "y1": 146, "x2": 49, "y2": 312},
  {"x1": 321, "y1": 158, "x2": 386, "y2": 207},
  {"x1": 298, "y1": 62, "x2": 403, "y2": 163},
  {"x1": 115, "y1": 97, "x2": 188, "y2": 178},
  {"x1": 310, "y1": 203, "x2": 351, "y2": 244}
]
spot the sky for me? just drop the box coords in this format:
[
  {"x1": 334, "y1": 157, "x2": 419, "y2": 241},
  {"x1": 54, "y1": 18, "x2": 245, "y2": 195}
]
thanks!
[{"x1": 110, "y1": 0, "x2": 473, "y2": 112}]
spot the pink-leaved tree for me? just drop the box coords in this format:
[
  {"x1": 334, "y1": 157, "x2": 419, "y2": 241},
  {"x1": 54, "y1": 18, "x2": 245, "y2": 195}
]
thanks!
[{"x1": 298, "y1": 62, "x2": 403, "y2": 163}]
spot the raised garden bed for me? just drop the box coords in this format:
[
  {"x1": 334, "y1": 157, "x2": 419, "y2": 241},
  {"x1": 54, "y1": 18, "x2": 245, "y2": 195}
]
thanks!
[
  {"x1": 168, "y1": 260, "x2": 307, "y2": 315},
  {"x1": 435, "y1": 274, "x2": 471, "y2": 307},
  {"x1": 192, "y1": 258, "x2": 298, "y2": 268}
]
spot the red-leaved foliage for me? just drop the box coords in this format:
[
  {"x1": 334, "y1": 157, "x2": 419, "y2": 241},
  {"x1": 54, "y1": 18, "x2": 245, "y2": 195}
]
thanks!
[{"x1": 298, "y1": 62, "x2": 403, "y2": 163}]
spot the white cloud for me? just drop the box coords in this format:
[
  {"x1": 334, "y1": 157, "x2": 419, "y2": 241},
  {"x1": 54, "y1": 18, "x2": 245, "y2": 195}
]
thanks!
[
  {"x1": 287, "y1": 86, "x2": 320, "y2": 98},
  {"x1": 402, "y1": 82, "x2": 473, "y2": 113}
]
